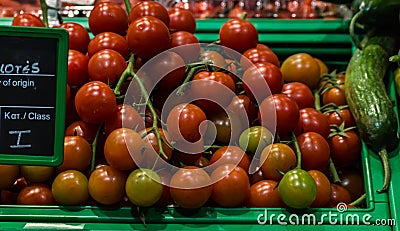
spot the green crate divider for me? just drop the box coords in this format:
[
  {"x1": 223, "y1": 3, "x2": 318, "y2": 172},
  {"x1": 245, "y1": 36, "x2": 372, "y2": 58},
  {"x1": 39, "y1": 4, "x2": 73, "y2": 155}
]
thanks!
[{"x1": 0, "y1": 17, "x2": 396, "y2": 230}]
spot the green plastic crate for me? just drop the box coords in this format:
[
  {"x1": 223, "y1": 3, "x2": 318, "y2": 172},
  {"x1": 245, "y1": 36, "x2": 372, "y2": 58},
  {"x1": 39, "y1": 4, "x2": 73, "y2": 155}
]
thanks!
[{"x1": 0, "y1": 18, "x2": 396, "y2": 230}]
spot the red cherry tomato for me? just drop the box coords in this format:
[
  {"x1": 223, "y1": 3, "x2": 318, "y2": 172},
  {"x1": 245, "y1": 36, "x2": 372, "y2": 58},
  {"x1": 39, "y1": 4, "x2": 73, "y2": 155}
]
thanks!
[
  {"x1": 129, "y1": 1, "x2": 170, "y2": 27},
  {"x1": 67, "y1": 49, "x2": 89, "y2": 87},
  {"x1": 75, "y1": 81, "x2": 117, "y2": 124},
  {"x1": 65, "y1": 120, "x2": 99, "y2": 143},
  {"x1": 12, "y1": 13, "x2": 45, "y2": 27},
  {"x1": 58, "y1": 22, "x2": 90, "y2": 54},
  {"x1": 126, "y1": 16, "x2": 171, "y2": 59},
  {"x1": 209, "y1": 146, "x2": 250, "y2": 172},
  {"x1": 297, "y1": 132, "x2": 330, "y2": 171},
  {"x1": 241, "y1": 47, "x2": 280, "y2": 69},
  {"x1": 58, "y1": 136, "x2": 92, "y2": 172},
  {"x1": 170, "y1": 31, "x2": 200, "y2": 63},
  {"x1": 17, "y1": 184, "x2": 56, "y2": 205},
  {"x1": 325, "y1": 108, "x2": 355, "y2": 128},
  {"x1": 168, "y1": 8, "x2": 196, "y2": 33},
  {"x1": 309, "y1": 170, "x2": 332, "y2": 208},
  {"x1": 329, "y1": 130, "x2": 361, "y2": 168},
  {"x1": 88, "y1": 32, "x2": 129, "y2": 58},
  {"x1": 89, "y1": 2, "x2": 128, "y2": 36},
  {"x1": 295, "y1": 108, "x2": 330, "y2": 138},
  {"x1": 247, "y1": 180, "x2": 285, "y2": 208},
  {"x1": 104, "y1": 104, "x2": 145, "y2": 135},
  {"x1": 88, "y1": 49, "x2": 127, "y2": 85},
  {"x1": 281, "y1": 82, "x2": 315, "y2": 109},
  {"x1": 219, "y1": 19, "x2": 258, "y2": 54}
]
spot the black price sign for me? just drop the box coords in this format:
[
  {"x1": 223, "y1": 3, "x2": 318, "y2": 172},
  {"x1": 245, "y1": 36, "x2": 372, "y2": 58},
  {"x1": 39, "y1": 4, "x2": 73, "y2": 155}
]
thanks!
[{"x1": 0, "y1": 26, "x2": 68, "y2": 166}]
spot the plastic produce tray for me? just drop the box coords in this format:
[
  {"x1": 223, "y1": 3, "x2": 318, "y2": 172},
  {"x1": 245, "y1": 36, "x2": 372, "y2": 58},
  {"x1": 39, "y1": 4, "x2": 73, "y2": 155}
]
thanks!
[{"x1": 0, "y1": 18, "x2": 397, "y2": 230}]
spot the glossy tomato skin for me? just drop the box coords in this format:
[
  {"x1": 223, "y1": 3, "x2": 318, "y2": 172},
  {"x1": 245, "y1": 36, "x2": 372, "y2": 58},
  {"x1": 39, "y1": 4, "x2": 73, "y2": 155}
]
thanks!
[
  {"x1": 12, "y1": 13, "x2": 45, "y2": 27},
  {"x1": 65, "y1": 120, "x2": 99, "y2": 143},
  {"x1": 322, "y1": 87, "x2": 347, "y2": 106},
  {"x1": 247, "y1": 180, "x2": 285, "y2": 208},
  {"x1": 329, "y1": 130, "x2": 361, "y2": 168},
  {"x1": 329, "y1": 184, "x2": 352, "y2": 206},
  {"x1": 241, "y1": 47, "x2": 280, "y2": 69},
  {"x1": 281, "y1": 82, "x2": 315, "y2": 109},
  {"x1": 281, "y1": 53, "x2": 321, "y2": 90},
  {"x1": 191, "y1": 71, "x2": 236, "y2": 113},
  {"x1": 169, "y1": 166, "x2": 213, "y2": 209},
  {"x1": 260, "y1": 143, "x2": 297, "y2": 181},
  {"x1": 126, "y1": 168, "x2": 163, "y2": 207},
  {"x1": 104, "y1": 104, "x2": 145, "y2": 135},
  {"x1": 166, "y1": 103, "x2": 207, "y2": 143},
  {"x1": 258, "y1": 94, "x2": 299, "y2": 136},
  {"x1": 219, "y1": 19, "x2": 258, "y2": 54},
  {"x1": 17, "y1": 184, "x2": 56, "y2": 205},
  {"x1": 239, "y1": 126, "x2": 273, "y2": 155},
  {"x1": 140, "y1": 128, "x2": 173, "y2": 169},
  {"x1": 338, "y1": 169, "x2": 365, "y2": 201},
  {"x1": 58, "y1": 22, "x2": 90, "y2": 54},
  {"x1": 309, "y1": 170, "x2": 331, "y2": 208},
  {"x1": 75, "y1": 81, "x2": 117, "y2": 124},
  {"x1": 127, "y1": 16, "x2": 171, "y2": 59},
  {"x1": 58, "y1": 136, "x2": 92, "y2": 172},
  {"x1": 88, "y1": 49, "x2": 127, "y2": 85},
  {"x1": 0, "y1": 164, "x2": 20, "y2": 189},
  {"x1": 20, "y1": 165, "x2": 54, "y2": 184},
  {"x1": 103, "y1": 128, "x2": 144, "y2": 171},
  {"x1": 170, "y1": 31, "x2": 200, "y2": 63},
  {"x1": 211, "y1": 165, "x2": 250, "y2": 207},
  {"x1": 88, "y1": 165, "x2": 127, "y2": 205},
  {"x1": 129, "y1": 1, "x2": 170, "y2": 27},
  {"x1": 297, "y1": 132, "x2": 330, "y2": 171},
  {"x1": 88, "y1": 32, "x2": 129, "y2": 58},
  {"x1": 278, "y1": 168, "x2": 317, "y2": 209},
  {"x1": 295, "y1": 108, "x2": 330, "y2": 138},
  {"x1": 168, "y1": 8, "x2": 196, "y2": 33},
  {"x1": 325, "y1": 108, "x2": 355, "y2": 128},
  {"x1": 242, "y1": 62, "x2": 283, "y2": 101},
  {"x1": 89, "y1": 2, "x2": 128, "y2": 36},
  {"x1": 227, "y1": 95, "x2": 258, "y2": 125},
  {"x1": 209, "y1": 146, "x2": 250, "y2": 172},
  {"x1": 52, "y1": 170, "x2": 89, "y2": 205},
  {"x1": 67, "y1": 49, "x2": 89, "y2": 87}
]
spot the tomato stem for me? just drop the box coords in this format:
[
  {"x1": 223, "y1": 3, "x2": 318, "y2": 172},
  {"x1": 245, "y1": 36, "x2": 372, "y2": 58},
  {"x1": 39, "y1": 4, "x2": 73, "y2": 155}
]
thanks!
[
  {"x1": 349, "y1": 11, "x2": 363, "y2": 50},
  {"x1": 314, "y1": 90, "x2": 321, "y2": 111},
  {"x1": 377, "y1": 148, "x2": 391, "y2": 193},
  {"x1": 329, "y1": 157, "x2": 341, "y2": 183},
  {"x1": 123, "y1": 0, "x2": 132, "y2": 15},
  {"x1": 39, "y1": 0, "x2": 50, "y2": 28},
  {"x1": 291, "y1": 131, "x2": 302, "y2": 169},
  {"x1": 90, "y1": 123, "x2": 104, "y2": 173},
  {"x1": 114, "y1": 54, "x2": 135, "y2": 96},
  {"x1": 349, "y1": 193, "x2": 366, "y2": 207},
  {"x1": 176, "y1": 61, "x2": 213, "y2": 95}
]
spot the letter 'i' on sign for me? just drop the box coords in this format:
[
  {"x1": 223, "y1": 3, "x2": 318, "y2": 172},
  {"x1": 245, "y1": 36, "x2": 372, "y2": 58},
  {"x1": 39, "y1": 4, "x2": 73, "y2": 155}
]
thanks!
[{"x1": 0, "y1": 25, "x2": 68, "y2": 166}]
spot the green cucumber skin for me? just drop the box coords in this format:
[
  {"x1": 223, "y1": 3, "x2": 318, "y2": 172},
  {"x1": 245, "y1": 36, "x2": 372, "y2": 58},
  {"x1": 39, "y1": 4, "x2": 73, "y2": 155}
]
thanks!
[{"x1": 345, "y1": 36, "x2": 399, "y2": 153}]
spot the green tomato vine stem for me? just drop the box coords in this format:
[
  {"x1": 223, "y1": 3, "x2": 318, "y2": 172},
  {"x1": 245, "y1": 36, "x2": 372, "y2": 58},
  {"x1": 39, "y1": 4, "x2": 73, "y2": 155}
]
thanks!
[{"x1": 291, "y1": 131, "x2": 302, "y2": 169}]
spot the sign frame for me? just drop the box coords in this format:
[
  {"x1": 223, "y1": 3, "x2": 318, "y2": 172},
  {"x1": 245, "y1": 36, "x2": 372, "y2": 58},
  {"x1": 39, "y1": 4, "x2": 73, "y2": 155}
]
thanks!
[{"x1": 0, "y1": 25, "x2": 68, "y2": 166}]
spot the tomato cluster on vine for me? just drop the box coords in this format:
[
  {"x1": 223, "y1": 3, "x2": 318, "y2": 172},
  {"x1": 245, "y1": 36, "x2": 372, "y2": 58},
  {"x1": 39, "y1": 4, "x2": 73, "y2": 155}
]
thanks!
[{"x1": 1, "y1": 1, "x2": 365, "y2": 212}]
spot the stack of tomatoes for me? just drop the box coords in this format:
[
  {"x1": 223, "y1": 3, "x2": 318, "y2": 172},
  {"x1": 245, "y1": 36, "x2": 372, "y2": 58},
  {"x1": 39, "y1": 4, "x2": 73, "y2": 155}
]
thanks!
[{"x1": 1, "y1": 1, "x2": 364, "y2": 212}]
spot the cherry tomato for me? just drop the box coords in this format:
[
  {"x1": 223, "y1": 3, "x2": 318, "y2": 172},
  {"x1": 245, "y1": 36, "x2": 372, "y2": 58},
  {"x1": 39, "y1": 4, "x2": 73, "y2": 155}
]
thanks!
[
  {"x1": 281, "y1": 53, "x2": 321, "y2": 89},
  {"x1": 325, "y1": 108, "x2": 355, "y2": 128},
  {"x1": 209, "y1": 145, "x2": 251, "y2": 173},
  {"x1": 191, "y1": 71, "x2": 236, "y2": 113},
  {"x1": 322, "y1": 87, "x2": 347, "y2": 106},
  {"x1": 20, "y1": 166, "x2": 54, "y2": 183},
  {"x1": 170, "y1": 31, "x2": 200, "y2": 63},
  {"x1": 278, "y1": 168, "x2": 317, "y2": 209},
  {"x1": 169, "y1": 166, "x2": 213, "y2": 209},
  {"x1": 329, "y1": 184, "x2": 352, "y2": 206},
  {"x1": 260, "y1": 143, "x2": 297, "y2": 181},
  {"x1": 219, "y1": 19, "x2": 258, "y2": 55},
  {"x1": 199, "y1": 50, "x2": 226, "y2": 69},
  {"x1": 329, "y1": 130, "x2": 361, "y2": 168},
  {"x1": 88, "y1": 165, "x2": 127, "y2": 205},
  {"x1": 250, "y1": 169, "x2": 265, "y2": 185},
  {"x1": 247, "y1": 180, "x2": 285, "y2": 208},
  {"x1": 297, "y1": 132, "x2": 330, "y2": 171},
  {"x1": 208, "y1": 110, "x2": 242, "y2": 145},
  {"x1": 12, "y1": 13, "x2": 45, "y2": 27},
  {"x1": 195, "y1": 156, "x2": 210, "y2": 168},
  {"x1": 227, "y1": 94, "x2": 258, "y2": 125},
  {"x1": 17, "y1": 184, "x2": 55, "y2": 205},
  {"x1": 58, "y1": 136, "x2": 92, "y2": 172},
  {"x1": 309, "y1": 170, "x2": 331, "y2": 207},
  {"x1": 140, "y1": 128, "x2": 173, "y2": 169},
  {"x1": 75, "y1": 81, "x2": 117, "y2": 124},
  {"x1": 67, "y1": 49, "x2": 89, "y2": 87},
  {"x1": 241, "y1": 47, "x2": 280, "y2": 69},
  {"x1": 88, "y1": 32, "x2": 129, "y2": 58},
  {"x1": 126, "y1": 16, "x2": 171, "y2": 59},
  {"x1": 314, "y1": 58, "x2": 329, "y2": 76},
  {"x1": 89, "y1": 2, "x2": 128, "y2": 36},
  {"x1": 52, "y1": 170, "x2": 89, "y2": 205},
  {"x1": 154, "y1": 170, "x2": 173, "y2": 207},
  {"x1": 104, "y1": 128, "x2": 144, "y2": 171},
  {"x1": 338, "y1": 169, "x2": 365, "y2": 201},
  {"x1": 58, "y1": 22, "x2": 90, "y2": 54},
  {"x1": 242, "y1": 62, "x2": 283, "y2": 101},
  {"x1": 104, "y1": 104, "x2": 145, "y2": 135},
  {"x1": 166, "y1": 103, "x2": 207, "y2": 143},
  {"x1": 281, "y1": 82, "x2": 315, "y2": 109},
  {"x1": 295, "y1": 108, "x2": 330, "y2": 138},
  {"x1": 211, "y1": 165, "x2": 250, "y2": 207},
  {"x1": 88, "y1": 49, "x2": 127, "y2": 85},
  {"x1": 239, "y1": 126, "x2": 273, "y2": 155},
  {"x1": 168, "y1": 8, "x2": 196, "y2": 33},
  {"x1": 65, "y1": 120, "x2": 99, "y2": 143},
  {"x1": 129, "y1": 1, "x2": 170, "y2": 27},
  {"x1": 0, "y1": 165, "x2": 19, "y2": 189},
  {"x1": 258, "y1": 94, "x2": 299, "y2": 136}
]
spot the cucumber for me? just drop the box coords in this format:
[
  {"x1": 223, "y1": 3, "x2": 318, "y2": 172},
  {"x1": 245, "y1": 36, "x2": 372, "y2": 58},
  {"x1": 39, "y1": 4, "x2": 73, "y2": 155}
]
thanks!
[{"x1": 345, "y1": 34, "x2": 399, "y2": 193}]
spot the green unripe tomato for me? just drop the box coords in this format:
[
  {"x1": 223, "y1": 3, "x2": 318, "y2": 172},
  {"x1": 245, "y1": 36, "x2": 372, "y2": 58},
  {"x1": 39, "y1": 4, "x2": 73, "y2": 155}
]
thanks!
[{"x1": 239, "y1": 126, "x2": 273, "y2": 154}]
